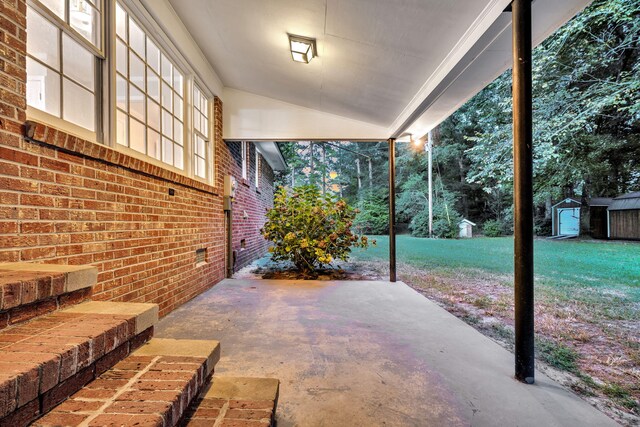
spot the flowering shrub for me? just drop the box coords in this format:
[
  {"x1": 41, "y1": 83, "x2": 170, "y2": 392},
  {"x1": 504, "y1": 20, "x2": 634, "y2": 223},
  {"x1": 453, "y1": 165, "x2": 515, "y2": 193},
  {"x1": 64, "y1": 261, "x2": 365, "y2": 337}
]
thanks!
[{"x1": 262, "y1": 185, "x2": 374, "y2": 273}]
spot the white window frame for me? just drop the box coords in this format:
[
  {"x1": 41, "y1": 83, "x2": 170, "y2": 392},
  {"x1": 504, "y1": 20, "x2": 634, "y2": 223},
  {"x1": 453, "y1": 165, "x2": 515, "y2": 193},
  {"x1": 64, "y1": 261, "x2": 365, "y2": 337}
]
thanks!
[
  {"x1": 26, "y1": 0, "x2": 104, "y2": 142},
  {"x1": 113, "y1": 1, "x2": 185, "y2": 171},
  {"x1": 255, "y1": 150, "x2": 260, "y2": 189},
  {"x1": 192, "y1": 83, "x2": 210, "y2": 180},
  {"x1": 241, "y1": 141, "x2": 248, "y2": 180},
  {"x1": 26, "y1": 0, "x2": 220, "y2": 186}
]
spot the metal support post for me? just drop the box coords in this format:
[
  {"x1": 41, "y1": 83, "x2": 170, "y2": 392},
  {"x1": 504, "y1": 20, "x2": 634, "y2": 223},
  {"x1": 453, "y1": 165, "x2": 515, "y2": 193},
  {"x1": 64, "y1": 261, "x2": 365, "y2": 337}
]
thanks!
[{"x1": 512, "y1": 0, "x2": 535, "y2": 384}]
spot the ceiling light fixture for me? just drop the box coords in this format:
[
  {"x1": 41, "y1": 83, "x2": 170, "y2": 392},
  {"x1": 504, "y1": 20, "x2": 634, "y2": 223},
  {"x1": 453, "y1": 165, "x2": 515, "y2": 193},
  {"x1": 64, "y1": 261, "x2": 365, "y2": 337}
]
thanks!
[{"x1": 288, "y1": 34, "x2": 317, "y2": 64}]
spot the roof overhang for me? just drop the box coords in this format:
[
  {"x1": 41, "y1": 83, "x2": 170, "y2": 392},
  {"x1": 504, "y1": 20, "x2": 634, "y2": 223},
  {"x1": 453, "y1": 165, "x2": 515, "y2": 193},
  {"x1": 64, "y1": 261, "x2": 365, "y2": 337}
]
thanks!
[
  {"x1": 148, "y1": 0, "x2": 593, "y2": 142},
  {"x1": 252, "y1": 141, "x2": 288, "y2": 171}
]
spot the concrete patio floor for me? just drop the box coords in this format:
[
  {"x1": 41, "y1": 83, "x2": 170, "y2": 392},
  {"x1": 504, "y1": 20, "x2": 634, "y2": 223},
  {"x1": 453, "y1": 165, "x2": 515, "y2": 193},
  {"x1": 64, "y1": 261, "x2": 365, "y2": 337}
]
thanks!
[{"x1": 155, "y1": 279, "x2": 618, "y2": 427}]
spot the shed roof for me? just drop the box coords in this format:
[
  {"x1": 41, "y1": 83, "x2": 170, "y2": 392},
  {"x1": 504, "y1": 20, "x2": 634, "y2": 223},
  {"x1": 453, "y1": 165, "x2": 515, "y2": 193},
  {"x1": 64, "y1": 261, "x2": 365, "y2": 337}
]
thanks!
[
  {"x1": 459, "y1": 219, "x2": 476, "y2": 226},
  {"x1": 589, "y1": 197, "x2": 613, "y2": 207},
  {"x1": 609, "y1": 192, "x2": 640, "y2": 211},
  {"x1": 552, "y1": 198, "x2": 581, "y2": 209}
]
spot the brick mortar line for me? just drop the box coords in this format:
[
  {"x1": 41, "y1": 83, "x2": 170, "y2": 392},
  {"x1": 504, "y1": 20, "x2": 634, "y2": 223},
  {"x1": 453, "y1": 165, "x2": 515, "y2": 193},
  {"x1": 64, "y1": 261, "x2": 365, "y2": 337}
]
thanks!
[
  {"x1": 0, "y1": 314, "x2": 127, "y2": 349},
  {"x1": 212, "y1": 401, "x2": 230, "y2": 427},
  {"x1": 77, "y1": 355, "x2": 162, "y2": 427}
]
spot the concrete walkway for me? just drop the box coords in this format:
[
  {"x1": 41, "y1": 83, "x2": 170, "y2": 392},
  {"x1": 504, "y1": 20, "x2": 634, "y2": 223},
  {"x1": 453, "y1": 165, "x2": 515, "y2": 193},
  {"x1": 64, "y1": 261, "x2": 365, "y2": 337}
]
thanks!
[{"x1": 155, "y1": 279, "x2": 618, "y2": 427}]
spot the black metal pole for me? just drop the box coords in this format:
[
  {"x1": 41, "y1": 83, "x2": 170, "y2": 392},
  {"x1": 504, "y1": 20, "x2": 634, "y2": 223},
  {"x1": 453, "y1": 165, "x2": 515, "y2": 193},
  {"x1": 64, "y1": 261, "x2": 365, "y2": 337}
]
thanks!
[
  {"x1": 512, "y1": 0, "x2": 535, "y2": 384},
  {"x1": 388, "y1": 138, "x2": 397, "y2": 282}
]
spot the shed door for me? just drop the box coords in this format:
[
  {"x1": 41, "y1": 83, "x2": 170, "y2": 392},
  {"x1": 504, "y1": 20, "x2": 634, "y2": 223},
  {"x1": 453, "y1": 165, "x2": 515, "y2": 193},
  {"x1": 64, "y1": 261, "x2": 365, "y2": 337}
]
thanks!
[{"x1": 558, "y1": 208, "x2": 580, "y2": 236}]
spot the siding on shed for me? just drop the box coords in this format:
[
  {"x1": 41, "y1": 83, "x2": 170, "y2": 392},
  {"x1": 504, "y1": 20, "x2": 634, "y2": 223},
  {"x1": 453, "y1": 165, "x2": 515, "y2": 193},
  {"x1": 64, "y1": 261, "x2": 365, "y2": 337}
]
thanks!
[{"x1": 609, "y1": 210, "x2": 640, "y2": 240}]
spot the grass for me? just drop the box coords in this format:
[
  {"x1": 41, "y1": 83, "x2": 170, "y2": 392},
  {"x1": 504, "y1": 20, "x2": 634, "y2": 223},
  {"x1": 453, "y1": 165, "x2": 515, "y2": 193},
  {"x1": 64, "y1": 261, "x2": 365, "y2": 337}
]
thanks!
[{"x1": 352, "y1": 235, "x2": 640, "y2": 307}]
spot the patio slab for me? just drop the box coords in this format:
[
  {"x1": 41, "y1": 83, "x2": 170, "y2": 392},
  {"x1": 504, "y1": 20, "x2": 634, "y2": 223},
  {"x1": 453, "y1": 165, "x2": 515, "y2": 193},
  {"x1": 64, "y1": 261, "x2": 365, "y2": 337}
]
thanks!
[{"x1": 155, "y1": 279, "x2": 618, "y2": 427}]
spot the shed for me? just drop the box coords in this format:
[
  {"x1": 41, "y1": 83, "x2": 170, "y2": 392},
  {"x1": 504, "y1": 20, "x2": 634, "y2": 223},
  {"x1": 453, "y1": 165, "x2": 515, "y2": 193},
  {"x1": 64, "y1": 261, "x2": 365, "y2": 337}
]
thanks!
[
  {"x1": 552, "y1": 198, "x2": 581, "y2": 236},
  {"x1": 589, "y1": 197, "x2": 613, "y2": 239},
  {"x1": 608, "y1": 191, "x2": 640, "y2": 240},
  {"x1": 458, "y1": 219, "x2": 476, "y2": 238}
]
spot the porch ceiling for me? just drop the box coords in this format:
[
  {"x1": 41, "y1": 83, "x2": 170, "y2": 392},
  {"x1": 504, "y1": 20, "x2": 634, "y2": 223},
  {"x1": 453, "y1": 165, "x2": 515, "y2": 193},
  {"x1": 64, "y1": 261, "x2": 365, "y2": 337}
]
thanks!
[{"x1": 163, "y1": 0, "x2": 592, "y2": 141}]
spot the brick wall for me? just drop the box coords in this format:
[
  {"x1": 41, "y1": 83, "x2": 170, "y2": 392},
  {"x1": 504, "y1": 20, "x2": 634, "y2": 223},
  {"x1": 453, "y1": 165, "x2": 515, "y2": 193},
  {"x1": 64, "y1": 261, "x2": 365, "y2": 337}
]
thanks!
[
  {"x1": 224, "y1": 141, "x2": 275, "y2": 271},
  {"x1": 0, "y1": 4, "x2": 274, "y2": 317}
]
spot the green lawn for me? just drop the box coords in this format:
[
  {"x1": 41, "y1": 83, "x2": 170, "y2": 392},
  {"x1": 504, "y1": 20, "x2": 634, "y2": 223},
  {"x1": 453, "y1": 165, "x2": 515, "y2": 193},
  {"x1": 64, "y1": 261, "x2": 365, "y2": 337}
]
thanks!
[{"x1": 352, "y1": 235, "x2": 640, "y2": 303}]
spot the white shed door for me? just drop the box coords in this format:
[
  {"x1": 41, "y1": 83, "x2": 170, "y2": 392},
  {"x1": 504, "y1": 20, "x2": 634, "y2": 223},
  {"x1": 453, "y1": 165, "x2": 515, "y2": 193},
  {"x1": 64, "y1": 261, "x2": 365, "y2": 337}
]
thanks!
[{"x1": 558, "y1": 208, "x2": 580, "y2": 236}]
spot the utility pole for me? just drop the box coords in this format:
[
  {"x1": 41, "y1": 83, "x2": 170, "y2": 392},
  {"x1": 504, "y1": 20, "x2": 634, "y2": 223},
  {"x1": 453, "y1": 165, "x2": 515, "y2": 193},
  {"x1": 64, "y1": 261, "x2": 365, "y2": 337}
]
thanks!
[
  {"x1": 309, "y1": 142, "x2": 314, "y2": 185},
  {"x1": 356, "y1": 158, "x2": 362, "y2": 189},
  {"x1": 322, "y1": 144, "x2": 326, "y2": 195},
  {"x1": 368, "y1": 158, "x2": 373, "y2": 187},
  {"x1": 427, "y1": 131, "x2": 433, "y2": 238}
]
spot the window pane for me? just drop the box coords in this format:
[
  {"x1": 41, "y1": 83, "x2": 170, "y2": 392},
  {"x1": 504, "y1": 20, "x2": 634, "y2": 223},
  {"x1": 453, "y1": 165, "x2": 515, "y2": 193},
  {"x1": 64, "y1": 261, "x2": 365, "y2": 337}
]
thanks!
[
  {"x1": 147, "y1": 97, "x2": 160, "y2": 131},
  {"x1": 27, "y1": 8, "x2": 60, "y2": 70},
  {"x1": 63, "y1": 33, "x2": 94, "y2": 90},
  {"x1": 129, "y1": 84, "x2": 145, "y2": 122},
  {"x1": 147, "y1": 38, "x2": 160, "y2": 73},
  {"x1": 196, "y1": 136, "x2": 205, "y2": 156},
  {"x1": 161, "y1": 109, "x2": 172, "y2": 138},
  {"x1": 70, "y1": 0, "x2": 100, "y2": 48},
  {"x1": 115, "y1": 3, "x2": 127, "y2": 41},
  {"x1": 174, "y1": 145, "x2": 183, "y2": 169},
  {"x1": 196, "y1": 157, "x2": 205, "y2": 178},
  {"x1": 129, "y1": 17, "x2": 145, "y2": 56},
  {"x1": 162, "y1": 137, "x2": 173, "y2": 164},
  {"x1": 174, "y1": 119, "x2": 183, "y2": 145},
  {"x1": 63, "y1": 78, "x2": 95, "y2": 131},
  {"x1": 174, "y1": 93, "x2": 183, "y2": 120},
  {"x1": 116, "y1": 74, "x2": 127, "y2": 111},
  {"x1": 161, "y1": 54, "x2": 171, "y2": 83},
  {"x1": 194, "y1": 111, "x2": 200, "y2": 135},
  {"x1": 130, "y1": 118, "x2": 145, "y2": 154},
  {"x1": 161, "y1": 82, "x2": 172, "y2": 110},
  {"x1": 193, "y1": 88, "x2": 201, "y2": 111},
  {"x1": 27, "y1": 59, "x2": 61, "y2": 116},
  {"x1": 129, "y1": 51, "x2": 145, "y2": 90},
  {"x1": 173, "y1": 71, "x2": 183, "y2": 96},
  {"x1": 116, "y1": 39, "x2": 127, "y2": 76},
  {"x1": 116, "y1": 110, "x2": 128, "y2": 146},
  {"x1": 148, "y1": 129, "x2": 160, "y2": 160},
  {"x1": 147, "y1": 67, "x2": 160, "y2": 102},
  {"x1": 39, "y1": 0, "x2": 64, "y2": 19},
  {"x1": 200, "y1": 112, "x2": 208, "y2": 135},
  {"x1": 201, "y1": 97, "x2": 207, "y2": 115}
]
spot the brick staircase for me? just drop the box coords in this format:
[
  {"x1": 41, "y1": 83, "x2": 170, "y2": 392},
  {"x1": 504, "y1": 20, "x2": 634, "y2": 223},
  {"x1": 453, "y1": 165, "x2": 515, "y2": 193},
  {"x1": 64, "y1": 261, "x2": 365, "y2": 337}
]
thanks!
[
  {"x1": 182, "y1": 377, "x2": 279, "y2": 427},
  {"x1": 0, "y1": 263, "x2": 221, "y2": 427}
]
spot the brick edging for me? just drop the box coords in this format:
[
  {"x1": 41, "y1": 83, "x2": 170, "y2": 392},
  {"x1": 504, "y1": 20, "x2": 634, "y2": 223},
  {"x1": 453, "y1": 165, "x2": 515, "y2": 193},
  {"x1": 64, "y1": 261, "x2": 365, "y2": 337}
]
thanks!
[{"x1": 23, "y1": 121, "x2": 219, "y2": 196}]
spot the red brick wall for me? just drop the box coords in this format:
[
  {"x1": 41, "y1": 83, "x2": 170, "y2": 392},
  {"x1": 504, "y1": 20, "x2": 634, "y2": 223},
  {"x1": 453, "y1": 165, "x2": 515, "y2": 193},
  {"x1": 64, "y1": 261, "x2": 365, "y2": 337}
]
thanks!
[
  {"x1": 224, "y1": 141, "x2": 274, "y2": 272},
  {"x1": 0, "y1": 6, "x2": 273, "y2": 316}
]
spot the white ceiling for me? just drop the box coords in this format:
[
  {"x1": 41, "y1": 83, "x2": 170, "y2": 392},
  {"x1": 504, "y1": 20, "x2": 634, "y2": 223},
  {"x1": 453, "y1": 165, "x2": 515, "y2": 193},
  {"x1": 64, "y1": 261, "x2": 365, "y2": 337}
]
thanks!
[
  {"x1": 163, "y1": 0, "x2": 592, "y2": 140},
  {"x1": 167, "y1": 0, "x2": 507, "y2": 128}
]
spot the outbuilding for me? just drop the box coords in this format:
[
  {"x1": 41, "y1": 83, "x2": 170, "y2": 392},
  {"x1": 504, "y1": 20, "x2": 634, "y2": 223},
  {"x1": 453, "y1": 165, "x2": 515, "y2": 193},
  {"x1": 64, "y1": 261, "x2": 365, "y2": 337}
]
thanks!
[
  {"x1": 458, "y1": 219, "x2": 476, "y2": 238},
  {"x1": 608, "y1": 192, "x2": 640, "y2": 240},
  {"x1": 589, "y1": 197, "x2": 613, "y2": 239},
  {"x1": 552, "y1": 198, "x2": 581, "y2": 237}
]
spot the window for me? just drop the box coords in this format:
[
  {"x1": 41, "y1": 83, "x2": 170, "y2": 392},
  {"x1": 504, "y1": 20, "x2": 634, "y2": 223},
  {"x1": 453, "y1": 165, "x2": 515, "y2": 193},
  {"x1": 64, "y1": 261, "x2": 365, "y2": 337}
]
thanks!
[
  {"x1": 25, "y1": 0, "x2": 218, "y2": 183},
  {"x1": 193, "y1": 84, "x2": 209, "y2": 179},
  {"x1": 241, "y1": 142, "x2": 248, "y2": 180},
  {"x1": 115, "y1": 2, "x2": 184, "y2": 169},
  {"x1": 26, "y1": 0, "x2": 102, "y2": 133},
  {"x1": 255, "y1": 151, "x2": 260, "y2": 188}
]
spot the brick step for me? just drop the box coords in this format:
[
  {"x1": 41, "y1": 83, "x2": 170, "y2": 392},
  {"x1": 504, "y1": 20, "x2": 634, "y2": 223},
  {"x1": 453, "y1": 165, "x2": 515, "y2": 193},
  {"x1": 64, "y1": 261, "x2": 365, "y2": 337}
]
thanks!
[
  {"x1": 0, "y1": 301, "x2": 158, "y2": 426},
  {"x1": 32, "y1": 338, "x2": 220, "y2": 427},
  {"x1": 0, "y1": 262, "x2": 98, "y2": 329},
  {"x1": 182, "y1": 376, "x2": 280, "y2": 427}
]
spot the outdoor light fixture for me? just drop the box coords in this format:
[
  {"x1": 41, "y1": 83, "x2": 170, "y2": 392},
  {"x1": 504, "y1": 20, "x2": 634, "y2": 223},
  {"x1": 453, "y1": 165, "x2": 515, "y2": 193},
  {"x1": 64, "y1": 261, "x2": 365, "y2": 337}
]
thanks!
[{"x1": 289, "y1": 34, "x2": 317, "y2": 63}]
